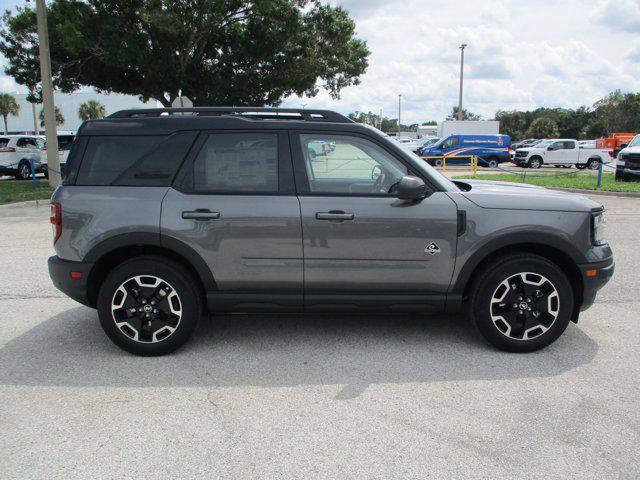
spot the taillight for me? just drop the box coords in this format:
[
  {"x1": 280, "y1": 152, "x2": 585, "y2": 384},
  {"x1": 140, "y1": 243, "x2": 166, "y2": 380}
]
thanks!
[
  {"x1": 50, "y1": 202, "x2": 62, "y2": 243},
  {"x1": 0, "y1": 147, "x2": 16, "y2": 153}
]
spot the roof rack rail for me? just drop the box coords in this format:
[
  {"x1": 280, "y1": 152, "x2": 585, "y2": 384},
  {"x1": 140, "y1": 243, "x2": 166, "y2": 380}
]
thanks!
[{"x1": 108, "y1": 107, "x2": 353, "y2": 123}]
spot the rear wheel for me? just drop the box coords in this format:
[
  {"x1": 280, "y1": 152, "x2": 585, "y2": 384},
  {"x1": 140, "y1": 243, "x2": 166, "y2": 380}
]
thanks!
[
  {"x1": 485, "y1": 157, "x2": 499, "y2": 169},
  {"x1": 97, "y1": 256, "x2": 201, "y2": 356},
  {"x1": 586, "y1": 158, "x2": 600, "y2": 170},
  {"x1": 15, "y1": 161, "x2": 32, "y2": 180},
  {"x1": 433, "y1": 158, "x2": 444, "y2": 167},
  {"x1": 469, "y1": 254, "x2": 573, "y2": 352}
]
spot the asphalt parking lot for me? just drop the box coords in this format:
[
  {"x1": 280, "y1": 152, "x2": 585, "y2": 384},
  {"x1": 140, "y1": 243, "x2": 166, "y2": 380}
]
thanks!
[{"x1": 0, "y1": 194, "x2": 638, "y2": 479}]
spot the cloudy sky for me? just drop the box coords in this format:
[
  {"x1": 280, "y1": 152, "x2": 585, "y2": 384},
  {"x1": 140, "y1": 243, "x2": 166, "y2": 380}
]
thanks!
[{"x1": 2, "y1": 0, "x2": 640, "y2": 124}]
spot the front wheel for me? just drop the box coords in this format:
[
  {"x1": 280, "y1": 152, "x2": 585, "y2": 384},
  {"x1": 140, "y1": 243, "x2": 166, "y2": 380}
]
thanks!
[
  {"x1": 469, "y1": 254, "x2": 573, "y2": 352},
  {"x1": 527, "y1": 157, "x2": 542, "y2": 169},
  {"x1": 97, "y1": 256, "x2": 201, "y2": 356}
]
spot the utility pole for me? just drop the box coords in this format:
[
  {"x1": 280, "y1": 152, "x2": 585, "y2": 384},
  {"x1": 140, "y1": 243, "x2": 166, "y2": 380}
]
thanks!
[
  {"x1": 458, "y1": 43, "x2": 467, "y2": 121},
  {"x1": 35, "y1": 0, "x2": 61, "y2": 187},
  {"x1": 398, "y1": 94, "x2": 402, "y2": 139}
]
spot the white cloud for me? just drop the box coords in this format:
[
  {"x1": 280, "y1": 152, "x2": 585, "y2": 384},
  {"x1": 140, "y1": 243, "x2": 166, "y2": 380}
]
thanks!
[
  {"x1": 283, "y1": 0, "x2": 640, "y2": 123},
  {"x1": 2, "y1": 0, "x2": 639, "y2": 123},
  {"x1": 591, "y1": 0, "x2": 640, "y2": 33}
]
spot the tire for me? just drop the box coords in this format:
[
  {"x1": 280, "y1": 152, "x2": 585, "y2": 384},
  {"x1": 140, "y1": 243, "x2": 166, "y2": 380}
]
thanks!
[
  {"x1": 15, "y1": 161, "x2": 32, "y2": 180},
  {"x1": 615, "y1": 170, "x2": 625, "y2": 181},
  {"x1": 527, "y1": 156, "x2": 542, "y2": 169},
  {"x1": 468, "y1": 253, "x2": 573, "y2": 353},
  {"x1": 486, "y1": 157, "x2": 499, "y2": 169},
  {"x1": 433, "y1": 158, "x2": 443, "y2": 167},
  {"x1": 97, "y1": 255, "x2": 202, "y2": 356},
  {"x1": 586, "y1": 158, "x2": 600, "y2": 170},
  {"x1": 575, "y1": 163, "x2": 587, "y2": 170}
]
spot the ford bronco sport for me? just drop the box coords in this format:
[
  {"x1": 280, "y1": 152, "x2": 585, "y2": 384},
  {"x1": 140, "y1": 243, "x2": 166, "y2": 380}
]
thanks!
[{"x1": 48, "y1": 107, "x2": 614, "y2": 356}]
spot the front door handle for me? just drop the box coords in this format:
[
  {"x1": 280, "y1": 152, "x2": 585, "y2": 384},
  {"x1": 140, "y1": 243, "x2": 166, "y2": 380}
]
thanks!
[
  {"x1": 182, "y1": 210, "x2": 221, "y2": 220},
  {"x1": 315, "y1": 211, "x2": 354, "y2": 221}
]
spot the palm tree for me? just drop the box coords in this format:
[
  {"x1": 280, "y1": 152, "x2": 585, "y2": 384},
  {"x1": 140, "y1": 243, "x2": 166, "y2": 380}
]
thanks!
[
  {"x1": 78, "y1": 100, "x2": 106, "y2": 120},
  {"x1": 39, "y1": 106, "x2": 65, "y2": 128},
  {"x1": 0, "y1": 93, "x2": 20, "y2": 134}
]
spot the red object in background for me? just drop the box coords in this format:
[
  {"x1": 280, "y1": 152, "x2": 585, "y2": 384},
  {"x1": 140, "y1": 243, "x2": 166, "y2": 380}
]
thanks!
[{"x1": 596, "y1": 133, "x2": 636, "y2": 151}]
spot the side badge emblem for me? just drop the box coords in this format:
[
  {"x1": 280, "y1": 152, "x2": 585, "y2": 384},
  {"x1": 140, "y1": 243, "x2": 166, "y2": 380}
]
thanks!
[{"x1": 425, "y1": 242, "x2": 441, "y2": 256}]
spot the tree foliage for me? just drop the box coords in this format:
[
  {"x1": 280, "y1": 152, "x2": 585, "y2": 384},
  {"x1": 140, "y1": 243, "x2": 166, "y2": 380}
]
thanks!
[
  {"x1": 39, "y1": 106, "x2": 65, "y2": 127},
  {"x1": 0, "y1": 92, "x2": 20, "y2": 133},
  {"x1": 78, "y1": 100, "x2": 106, "y2": 120},
  {"x1": 1, "y1": 1, "x2": 369, "y2": 107},
  {"x1": 496, "y1": 90, "x2": 640, "y2": 140},
  {"x1": 447, "y1": 106, "x2": 481, "y2": 121},
  {"x1": 525, "y1": 117, "x2": 559, "y2": 139},
  {"x1": 347, "y1": 110, "x2": 418, "y2": 133}
]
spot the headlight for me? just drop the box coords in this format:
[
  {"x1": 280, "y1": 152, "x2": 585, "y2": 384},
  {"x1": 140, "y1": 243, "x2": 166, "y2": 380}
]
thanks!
[{"x1": 592, "y1": 212, "x2": 606, "y2": 245}]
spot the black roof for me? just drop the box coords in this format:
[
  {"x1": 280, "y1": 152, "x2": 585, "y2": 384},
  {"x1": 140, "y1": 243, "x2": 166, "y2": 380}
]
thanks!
[{"x1": 79, "y1": 107, "x2": 363, "y2": 136}]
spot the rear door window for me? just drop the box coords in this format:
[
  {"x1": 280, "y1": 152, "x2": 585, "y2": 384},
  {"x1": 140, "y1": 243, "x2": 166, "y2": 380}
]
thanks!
[
  {"x1": 0, "y1": 138, "x2": 8, "y2": 148},
  {"x1": 192, "y1": 133, "x2": 278, "y2": 193}
]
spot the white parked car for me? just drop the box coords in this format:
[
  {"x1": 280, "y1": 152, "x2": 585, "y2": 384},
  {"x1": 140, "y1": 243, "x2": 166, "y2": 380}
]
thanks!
[
  {"x1": 512, "y1": 139, "x2": 612, "y2": 169},
  {"x1": 394, "y1": 137, "x2": 423, "y2": 151},
  {"x1": 0, "y1": 135, "x2": 46, "y2": 180}
]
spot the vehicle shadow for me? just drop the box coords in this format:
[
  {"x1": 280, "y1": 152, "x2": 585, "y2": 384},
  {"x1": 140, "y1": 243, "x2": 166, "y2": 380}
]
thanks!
[{"x1": 0, "y1": 306, "x2": 598, "y2": 398}]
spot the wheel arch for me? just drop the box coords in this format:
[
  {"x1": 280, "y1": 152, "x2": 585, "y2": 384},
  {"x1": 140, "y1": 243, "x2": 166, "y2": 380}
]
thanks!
[
  {"x1": 454, "y1": 236, "x2": 585, "y2": 320},
  {"x1": 84, "y1": 233, "x2": 215, "y2": 310}
]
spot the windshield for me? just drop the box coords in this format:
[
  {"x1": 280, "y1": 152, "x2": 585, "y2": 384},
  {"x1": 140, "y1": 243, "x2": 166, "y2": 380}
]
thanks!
[
  {"x1": 533, "y1": 140, "x2": 553, "y2": 148},
  {"x1": 629, "y1": 135, "x2": 640, "y2": 148}
]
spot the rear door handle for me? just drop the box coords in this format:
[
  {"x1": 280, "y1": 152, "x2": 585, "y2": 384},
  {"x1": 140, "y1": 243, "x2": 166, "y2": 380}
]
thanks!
[
  {"x1": 315, "y1": 211, "x2": 354, "y2": 221},
  {"x1": 182, "y1": 210, "x2": 220, "y2": 220}
]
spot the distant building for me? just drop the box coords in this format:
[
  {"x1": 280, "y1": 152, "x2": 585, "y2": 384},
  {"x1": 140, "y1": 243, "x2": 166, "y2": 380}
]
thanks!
[
  {"x1": 3, "y1": 92, "x2": 158, "y2": 134},
  {"x1": 417, "y1": 125, "x2": 438, "y2": 138},
  {"x1": 437, "y1": 120, "x2": 499, "y2": 138}
]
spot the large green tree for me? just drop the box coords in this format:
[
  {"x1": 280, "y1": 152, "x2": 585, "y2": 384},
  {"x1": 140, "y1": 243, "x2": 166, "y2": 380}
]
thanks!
[
  {"x1": 0, "y1": 92, "x2": 20, "y2": 133},
  {"x1": 1, "y1": 1, "x2": 369, "y2": 107}
]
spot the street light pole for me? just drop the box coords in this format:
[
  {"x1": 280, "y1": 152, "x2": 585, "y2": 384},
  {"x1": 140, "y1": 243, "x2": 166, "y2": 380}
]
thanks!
[
  {"x1": 398, "y1": 94, "x2": 402, "y2": 139},
  {"x1": 457, "y1": 43, "x2": 467, "y2": 121},
  {"x1": 35, "y1": 0, "x2": 61, "y2": 187}
]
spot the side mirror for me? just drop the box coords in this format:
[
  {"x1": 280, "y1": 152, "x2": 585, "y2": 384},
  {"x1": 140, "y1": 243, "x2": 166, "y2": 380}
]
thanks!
[
  {"x1": 396, "y1": 175, "x2": 427, "y2": 200},
  {"x1": 371, "y1": 165, "x2": 382, "y2": 180},
  {"x1": 547, "y1": 146, "x2": 555, "y2": 151}
]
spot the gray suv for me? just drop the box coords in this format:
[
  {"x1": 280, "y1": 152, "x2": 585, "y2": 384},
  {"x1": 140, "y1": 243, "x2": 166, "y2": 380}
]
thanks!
[{"x1": 48, "y1": 107, "x2": 614, "y2": 355}]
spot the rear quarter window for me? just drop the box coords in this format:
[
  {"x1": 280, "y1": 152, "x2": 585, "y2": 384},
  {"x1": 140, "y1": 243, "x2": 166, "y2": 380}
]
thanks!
[{"x1": 76, "y1": 132, "x2": 197, "y2": 186}]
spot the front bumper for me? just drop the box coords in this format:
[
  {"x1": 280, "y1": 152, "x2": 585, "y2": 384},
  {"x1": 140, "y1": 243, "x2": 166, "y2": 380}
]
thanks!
[
  {"x1": 48, "y1": 255, "x2": 94, "y2": 308},
  {"x1": 616, "y1": 166, "x2": 640, "y2": 180},
  {"x1": 578, "y1": 256, "x2": 614, "y2": 312}
]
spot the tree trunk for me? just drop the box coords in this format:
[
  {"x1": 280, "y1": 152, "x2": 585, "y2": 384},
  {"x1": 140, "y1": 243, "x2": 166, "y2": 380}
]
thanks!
[{"x1": 3, "y1": 115, "x2": 7, "y2": 134}]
